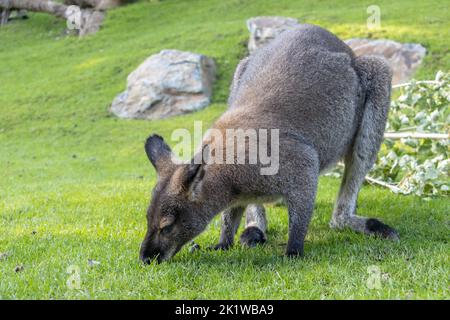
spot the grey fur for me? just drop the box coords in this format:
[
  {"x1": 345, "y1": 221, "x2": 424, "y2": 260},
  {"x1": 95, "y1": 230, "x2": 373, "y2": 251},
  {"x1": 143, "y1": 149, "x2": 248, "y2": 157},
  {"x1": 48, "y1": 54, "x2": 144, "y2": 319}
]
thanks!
[
  {"x1": 244, "y1": 204, "x2": 267, "y2": 233},
  {"x1": 140, "y1": 24, "x2": 398, "y2": 263}
]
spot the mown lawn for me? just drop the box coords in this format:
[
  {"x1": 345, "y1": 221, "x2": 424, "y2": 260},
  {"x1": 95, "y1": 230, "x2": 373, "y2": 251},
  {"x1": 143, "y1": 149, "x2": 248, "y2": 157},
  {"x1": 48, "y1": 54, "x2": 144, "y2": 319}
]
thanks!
[{"x1": 0, "y1": 0, "x2": 449, "y2": 299}]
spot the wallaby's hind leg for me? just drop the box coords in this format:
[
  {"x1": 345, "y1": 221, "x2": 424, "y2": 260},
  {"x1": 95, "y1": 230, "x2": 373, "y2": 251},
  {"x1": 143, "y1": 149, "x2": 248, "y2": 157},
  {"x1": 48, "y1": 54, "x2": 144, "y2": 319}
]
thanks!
[
  {"x1": 240, "y1": 204, "x2": 267, "y2": 247},
  {"x1": 330, "y1": 56, "x2": 399, "y2": 240}
]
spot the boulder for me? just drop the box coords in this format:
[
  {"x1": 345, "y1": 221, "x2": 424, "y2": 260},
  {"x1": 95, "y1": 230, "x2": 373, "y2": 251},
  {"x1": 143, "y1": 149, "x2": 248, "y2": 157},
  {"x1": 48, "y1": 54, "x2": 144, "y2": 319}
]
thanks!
[
  {"x1": 345, "y1": 39, "x2": 426, "y2": 85},
  {"x1": 78, "y1": 9, "x2": 105, "y2": 36},
  {"x1": 247, "y1": 16, "x2": 300, "y2": 54},
  {"x1": 64, "y1": 5, "x2": 105, "y2": 37},
  {"x1": 111, "y1": 50, "x2": 216, "y2": 120}
]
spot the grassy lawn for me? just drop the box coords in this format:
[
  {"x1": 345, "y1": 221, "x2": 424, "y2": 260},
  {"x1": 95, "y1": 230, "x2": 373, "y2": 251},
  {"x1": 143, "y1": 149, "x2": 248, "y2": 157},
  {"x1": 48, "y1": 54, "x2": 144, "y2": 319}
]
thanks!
[{"x1": 0, "y1": 0, "x2": 449, "y2": 299}]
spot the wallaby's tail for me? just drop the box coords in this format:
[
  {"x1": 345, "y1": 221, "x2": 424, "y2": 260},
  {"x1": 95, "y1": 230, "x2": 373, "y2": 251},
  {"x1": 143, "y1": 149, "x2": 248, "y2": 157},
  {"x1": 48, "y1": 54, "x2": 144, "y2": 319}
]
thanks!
[{"x1": 352, "y1": 55, "x2": 392, "y2": 165}]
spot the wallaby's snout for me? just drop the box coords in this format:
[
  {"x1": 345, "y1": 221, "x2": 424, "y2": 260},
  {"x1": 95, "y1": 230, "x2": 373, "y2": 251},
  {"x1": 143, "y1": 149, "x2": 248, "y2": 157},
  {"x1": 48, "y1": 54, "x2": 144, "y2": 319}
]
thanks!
[
  {"x1": 140, "y1": 231, "x2": 181, "y2": 263},
  {"x1": 139, "y1": 235, "x2": 161, "y2": 264}
]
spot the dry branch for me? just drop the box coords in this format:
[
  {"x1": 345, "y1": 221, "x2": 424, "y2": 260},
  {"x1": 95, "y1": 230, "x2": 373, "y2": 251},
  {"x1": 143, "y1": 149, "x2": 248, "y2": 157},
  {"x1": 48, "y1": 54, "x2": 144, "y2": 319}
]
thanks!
[
  {"x1": 384, "y1": 132, "x2": 449, "y2": 140},
  {"x1": 0, "y1": 0, "x2": 68, "y2": 19}
]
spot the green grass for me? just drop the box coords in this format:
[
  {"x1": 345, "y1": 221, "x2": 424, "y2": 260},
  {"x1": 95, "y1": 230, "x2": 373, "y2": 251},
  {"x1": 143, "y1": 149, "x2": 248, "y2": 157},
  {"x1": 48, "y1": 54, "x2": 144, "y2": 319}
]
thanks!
[{"x1": 0, "y1": 0, "x2": 449, "y2": 299}]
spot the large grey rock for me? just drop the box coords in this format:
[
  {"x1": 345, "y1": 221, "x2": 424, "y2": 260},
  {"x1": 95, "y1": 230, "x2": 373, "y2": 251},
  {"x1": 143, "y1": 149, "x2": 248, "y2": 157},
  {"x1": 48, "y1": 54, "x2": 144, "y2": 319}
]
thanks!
[
  {"x1": 247, "y1": 16, "x2": 300, "y2": 54},
  {"x1": 345, "y1": 39, "x2": 426, "y2": 85},
  {"x1": 111, "y1": 50, "x2": 216, "y2": 120}
]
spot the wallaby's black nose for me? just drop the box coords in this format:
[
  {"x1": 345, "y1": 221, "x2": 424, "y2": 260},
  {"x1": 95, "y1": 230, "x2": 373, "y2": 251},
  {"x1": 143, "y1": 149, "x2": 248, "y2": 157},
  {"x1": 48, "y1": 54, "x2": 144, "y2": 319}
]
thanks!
[
  {"x1": 140, "y1": 243, "x2": 161, "y2": 264},
  {"x1": 140, "y1": 250, "x2": 161, "y2": 264}
]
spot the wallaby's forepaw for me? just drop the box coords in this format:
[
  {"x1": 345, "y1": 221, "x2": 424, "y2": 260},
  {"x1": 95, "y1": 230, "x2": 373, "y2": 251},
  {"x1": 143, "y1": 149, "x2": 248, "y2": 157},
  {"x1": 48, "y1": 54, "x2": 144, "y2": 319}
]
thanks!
[
  {"x1": 285, "y1": 248, "x2": 304, "y2": 258},
  {"x1": 366, "y1": 218, "x2": 400, "y2": 241},
  {"x1": 240, "y1": 227, "x2": 266, "y2": 247},
  {"x1": 210, "y1": 243, "x2": 232, "y2": 251}
]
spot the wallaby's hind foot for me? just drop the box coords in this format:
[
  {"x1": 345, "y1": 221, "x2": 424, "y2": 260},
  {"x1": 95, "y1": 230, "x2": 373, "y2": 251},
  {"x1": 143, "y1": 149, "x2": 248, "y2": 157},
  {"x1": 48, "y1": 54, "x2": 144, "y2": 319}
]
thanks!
[
  {"x1": 330, "y1": 216, "x2": 399, "y2": 241},
  {"x1": 240, "y1": 204, "x2": 267, "y2": 248},
  {"x1": 240, "y1": 226, "x2": 266, "y2": 247},
  {"x1": 365, "y1": 218, "x2": 399, "y2": 240}
]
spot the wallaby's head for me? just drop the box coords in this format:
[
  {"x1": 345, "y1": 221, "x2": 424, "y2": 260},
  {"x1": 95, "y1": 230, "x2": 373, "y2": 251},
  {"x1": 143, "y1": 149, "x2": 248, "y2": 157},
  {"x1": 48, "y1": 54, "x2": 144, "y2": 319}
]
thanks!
[{"x1": 140, "y1": 134, "x2": 212, "y2": 263}]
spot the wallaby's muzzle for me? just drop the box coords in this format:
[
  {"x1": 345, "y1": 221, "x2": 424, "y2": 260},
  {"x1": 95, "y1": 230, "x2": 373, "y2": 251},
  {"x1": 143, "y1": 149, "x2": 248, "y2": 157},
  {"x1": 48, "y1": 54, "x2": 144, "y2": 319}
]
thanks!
[
  {"x1": 139, "y1": 240, "x2": 161, "y2": 264},
  {"x1": 140, "y1": 232, "x2": 183, "y2": 263}
]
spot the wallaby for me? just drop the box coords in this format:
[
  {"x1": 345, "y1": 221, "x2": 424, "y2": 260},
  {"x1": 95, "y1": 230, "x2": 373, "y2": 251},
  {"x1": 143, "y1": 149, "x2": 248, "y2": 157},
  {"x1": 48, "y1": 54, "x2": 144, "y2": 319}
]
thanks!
[{"x1": 140, "y1": 24, "x2": 399, "y2": 263}]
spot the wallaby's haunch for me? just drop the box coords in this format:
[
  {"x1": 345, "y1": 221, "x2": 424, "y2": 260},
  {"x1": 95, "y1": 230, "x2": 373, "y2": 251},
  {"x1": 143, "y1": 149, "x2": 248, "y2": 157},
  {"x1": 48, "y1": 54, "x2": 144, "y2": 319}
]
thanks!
[{"x1": 140, "y1": 24, "x2": 399, "y2": 263}]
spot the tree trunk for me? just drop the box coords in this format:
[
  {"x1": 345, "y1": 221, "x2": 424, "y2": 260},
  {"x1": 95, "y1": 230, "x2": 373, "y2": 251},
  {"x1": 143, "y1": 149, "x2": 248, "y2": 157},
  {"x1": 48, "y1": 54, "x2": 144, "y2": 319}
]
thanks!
[
  {"x1": 64, "y1": 0, "x2": 123, "y2": 10},
  {"x1": 1, "y1": 8, "x2": 11, "y2": 25},
  {"x1": 0, "y1": 0, "x2": 106, "y2": 37},
  {"x1": 0, "y1": 0, "x2": 68, "y2": 19},
  {"x1": 64, "y1": 0, "x2": 100, "y2": 8}
]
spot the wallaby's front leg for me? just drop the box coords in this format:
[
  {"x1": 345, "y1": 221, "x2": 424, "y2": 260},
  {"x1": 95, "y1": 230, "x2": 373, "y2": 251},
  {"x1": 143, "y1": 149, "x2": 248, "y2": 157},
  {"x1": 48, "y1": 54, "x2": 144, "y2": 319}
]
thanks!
[
  {"x1": 214, "y1": 206, "x2": 245, "y2": 250},
  {"x1": 284, "y1": 148, "x2": 319, "y2": 257},
  {"x1": 285, "y1": 187, "x2": 318, "y2": 256}
]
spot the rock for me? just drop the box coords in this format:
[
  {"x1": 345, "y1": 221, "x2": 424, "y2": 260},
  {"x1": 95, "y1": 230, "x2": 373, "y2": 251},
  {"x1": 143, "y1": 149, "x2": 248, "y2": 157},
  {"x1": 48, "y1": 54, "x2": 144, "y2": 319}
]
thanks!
[
  {"x1": 14, "y1": 265, "x2": 24, "y2": 273},
  {"x1": 87, "y1": 259, "x2": 101, "y2": 267},
  {"x1": 8, "y1": 9, "x2": 28, "y2": 20},
  {"x1": 64, "y1": 6, "x2": 105, "y2": 37},
  {"x1": 345, "y1": 39, "x2": 426, "y2": 85},
  {"x1": 189, "y1": 241, "x2": 201, "y2": 253},
  {"x1": 111, "y1": 50, "x2": 216, "y2": 120},
  {"x1": 247, "y1": 16, "x2": 300, "y2": 54},
  {"x1": 77, "y1": 9, "x2": 105, "y2": 36}
]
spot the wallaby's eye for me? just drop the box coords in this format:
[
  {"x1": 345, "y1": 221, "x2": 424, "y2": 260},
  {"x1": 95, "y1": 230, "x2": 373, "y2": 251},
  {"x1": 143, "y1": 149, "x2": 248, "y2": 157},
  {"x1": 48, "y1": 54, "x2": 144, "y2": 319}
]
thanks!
[{"x1": 160, "y1": 224, "x2": 174, "y2": 236}]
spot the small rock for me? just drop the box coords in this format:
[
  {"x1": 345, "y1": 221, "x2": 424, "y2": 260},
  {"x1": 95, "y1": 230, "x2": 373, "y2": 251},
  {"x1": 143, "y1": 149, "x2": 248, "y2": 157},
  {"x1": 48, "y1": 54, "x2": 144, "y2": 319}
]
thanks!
[
  {"x1": 8, "y1": 9, "x2": 28, "y2": 20},
  {"x1": 0, "y1": 252, "x2": 9, "y2": 261},
  {"x1": 78, "y1": 10, "x2": 105, "y2": 37},
  {"x1": 247, "y1": 16, "x2": 300, "y2": 54},
  {"x1": 14, "y1": 265, "x2": 24, "y2": 273},
  {"x1": 189, "y1": 242, "x2": 201, "y2": 253},
  {"x1": 88, "y1": 259, "x2": 101, "y2": 267},
  {"x1": 64, "y1": 6, "x2": 105, "y2": 37}
]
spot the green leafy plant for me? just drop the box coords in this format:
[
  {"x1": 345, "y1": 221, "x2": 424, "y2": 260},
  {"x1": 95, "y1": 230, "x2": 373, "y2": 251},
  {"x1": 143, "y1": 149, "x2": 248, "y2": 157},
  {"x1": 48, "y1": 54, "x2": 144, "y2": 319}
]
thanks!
[{"x1": 330, "y1": 71, "x2": 449, "y2": 198}]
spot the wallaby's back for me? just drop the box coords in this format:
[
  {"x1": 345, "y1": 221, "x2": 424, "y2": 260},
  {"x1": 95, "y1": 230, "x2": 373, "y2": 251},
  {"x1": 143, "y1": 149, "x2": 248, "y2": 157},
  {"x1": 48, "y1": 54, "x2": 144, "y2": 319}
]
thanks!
[{"x1": 220, "y1": 24, "x2": 364, "y2": 170}]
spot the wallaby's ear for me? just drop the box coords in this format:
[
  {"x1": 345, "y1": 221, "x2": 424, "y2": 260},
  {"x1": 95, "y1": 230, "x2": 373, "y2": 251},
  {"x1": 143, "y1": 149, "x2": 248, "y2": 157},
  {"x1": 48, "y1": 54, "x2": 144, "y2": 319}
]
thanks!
[
  {"x1": 184, "y1": 144, "x2": 210, "y2": 201},
  {"x1": 145, "y1": 134, "x2": 172, "y2": 172}
]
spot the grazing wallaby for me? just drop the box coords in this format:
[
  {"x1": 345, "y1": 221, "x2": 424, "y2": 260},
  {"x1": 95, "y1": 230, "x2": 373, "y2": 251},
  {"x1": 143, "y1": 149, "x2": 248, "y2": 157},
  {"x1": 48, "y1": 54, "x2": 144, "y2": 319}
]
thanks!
[{"x1": 140, "y1": 24, "x2": 399, "y2": 263}]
